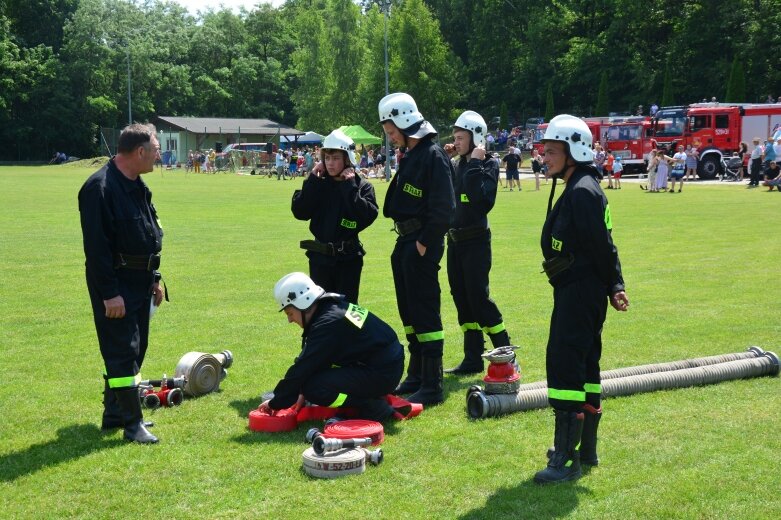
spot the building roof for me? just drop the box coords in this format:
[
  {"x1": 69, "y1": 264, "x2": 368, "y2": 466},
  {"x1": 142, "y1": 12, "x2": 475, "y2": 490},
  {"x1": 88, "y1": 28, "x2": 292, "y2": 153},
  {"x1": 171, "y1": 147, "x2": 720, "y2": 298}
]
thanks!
[{"x1": 155, "y1": 116, "x2": 304, "y2": 136}]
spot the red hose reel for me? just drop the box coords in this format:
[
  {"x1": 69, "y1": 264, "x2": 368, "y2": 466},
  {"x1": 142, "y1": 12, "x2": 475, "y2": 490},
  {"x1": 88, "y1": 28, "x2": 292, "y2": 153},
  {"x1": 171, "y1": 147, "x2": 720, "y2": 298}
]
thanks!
[{"x1": 481, "y1": 346, "x2": 522, "y2": 394}]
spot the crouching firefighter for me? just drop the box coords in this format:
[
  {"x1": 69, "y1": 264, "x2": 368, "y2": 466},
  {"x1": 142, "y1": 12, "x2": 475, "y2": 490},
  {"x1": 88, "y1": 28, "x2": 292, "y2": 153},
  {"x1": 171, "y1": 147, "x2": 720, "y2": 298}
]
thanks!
[
  {"x1": 534, "y1": 115, "x2": 629, "y2": 484},
  {"x1": 444, "y1": 110, "x2": 512, "y2": 375},
  {"x1": 78, "y1": 123, "x2": 166, "y2": 444},
  {"x1": 258, "y1": 273, "x2": 405, "y2": 422},
  {"x1": 378, "y1": 92, "x2": 456, "y2": 405}
]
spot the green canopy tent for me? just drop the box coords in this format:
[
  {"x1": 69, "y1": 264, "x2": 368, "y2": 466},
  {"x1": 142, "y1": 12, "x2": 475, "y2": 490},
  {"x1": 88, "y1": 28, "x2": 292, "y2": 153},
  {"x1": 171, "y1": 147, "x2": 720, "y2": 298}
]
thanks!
[{"x1": 338, "y1": 125, "x2": 383, "y2": 145}]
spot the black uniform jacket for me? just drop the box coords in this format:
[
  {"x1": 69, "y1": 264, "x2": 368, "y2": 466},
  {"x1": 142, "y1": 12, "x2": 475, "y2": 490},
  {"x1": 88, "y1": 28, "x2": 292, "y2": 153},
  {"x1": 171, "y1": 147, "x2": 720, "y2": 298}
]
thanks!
[
  {"x1": 383, "y1": 136, "x2": 455, "y2": 246},
  {"x1": 541, "y1": 166, "x2": 624, "y2": 294},
  {"x1": 269, "y1": 297, "x2": 404, "y2": 410},
  {"x1": 452, "y1": 156, "x2": 499, "y2": 229},
  {"x1": 291, "y1": 173, "x2": 378, "y2": 261},
  {"x1": 78, "y1": 158, "x2": 163, "y2": 300}
]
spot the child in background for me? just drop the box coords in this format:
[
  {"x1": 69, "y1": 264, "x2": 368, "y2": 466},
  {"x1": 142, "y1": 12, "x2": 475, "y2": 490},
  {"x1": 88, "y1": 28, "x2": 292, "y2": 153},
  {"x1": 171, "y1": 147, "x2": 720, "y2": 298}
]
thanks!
[
  {"x1": 604, "y1": 150, "x2": 615, "y2": 189},
  {"x1": 612, "y1": 155, "x2": 623, "y2": 189}
]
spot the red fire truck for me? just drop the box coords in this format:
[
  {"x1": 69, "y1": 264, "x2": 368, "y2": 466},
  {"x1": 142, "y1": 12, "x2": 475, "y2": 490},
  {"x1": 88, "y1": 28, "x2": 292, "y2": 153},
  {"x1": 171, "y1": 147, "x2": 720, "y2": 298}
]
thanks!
[
  {"x1": 532, "y1": 123, "x2": 548, "y2": 156},
  {"x1": 604, "y1": 118, "x2": 655, "y2": 174},
  {"x1": 532, "y1": 119, "x2": 605, "y2": 157},
  {"x1": 652, "y1": 103, "x2": 781, "y2": 178}
]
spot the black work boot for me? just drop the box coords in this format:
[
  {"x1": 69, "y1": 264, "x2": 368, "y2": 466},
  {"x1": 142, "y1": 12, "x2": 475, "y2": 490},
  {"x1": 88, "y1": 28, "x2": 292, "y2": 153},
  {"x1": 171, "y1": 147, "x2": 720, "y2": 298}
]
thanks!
[
  {"x1": 407, "y1": 357, "x2": 444, "y2": 405},
  {"x1": 114, "y1": 387, "x2": 159, "y2": 444},
  {"x1": 534, "y1": 409, "x2": 583, "y2": 484},
  {"x1": 394, "y1": 349, "x2": 422, "y2": 395},
  {"x1": 546, "y1": 404, "x2": 601, "y2": 465},
  {"x1": 445, "y1": 330, "x2": 485, "y2": 375},
  {"x1": 580, "y1": 404, "x2": 602, "y2": 466},
  {"x1": 101, "y1": 378, "x2": 153, "y2": 430}
]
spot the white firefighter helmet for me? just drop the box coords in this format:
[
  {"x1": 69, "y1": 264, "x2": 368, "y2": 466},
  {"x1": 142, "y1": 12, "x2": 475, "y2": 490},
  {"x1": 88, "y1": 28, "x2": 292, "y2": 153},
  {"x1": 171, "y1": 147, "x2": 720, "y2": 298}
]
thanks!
[
  {"x1": 273, "y1": 272, "x2": 325, "y2": 311},
  {"x1": 321, "y1": 129, "x2": 358, "y2": 167},
  {"x1": 378, "y1": 92, "x2": 437, "y2": 138},
  {"x1": 541, "y1": 114, "x2": 593, "y2": 164},
  {"x1": 453, "y1": 110, "x2": 487, "y2": 147}
]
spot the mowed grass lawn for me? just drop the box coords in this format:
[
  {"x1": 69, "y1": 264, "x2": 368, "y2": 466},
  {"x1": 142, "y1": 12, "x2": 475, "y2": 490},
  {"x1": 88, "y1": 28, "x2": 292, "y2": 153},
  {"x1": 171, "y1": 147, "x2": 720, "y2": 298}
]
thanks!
[{"x1": 1, "y1": 165, "x2": 779, "y2": 519}]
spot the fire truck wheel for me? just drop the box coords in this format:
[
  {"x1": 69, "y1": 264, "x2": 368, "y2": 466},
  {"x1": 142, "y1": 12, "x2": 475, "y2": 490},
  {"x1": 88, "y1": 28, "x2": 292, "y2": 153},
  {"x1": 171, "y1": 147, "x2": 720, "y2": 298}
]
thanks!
[
  {"x1": 301, "y1": 446, "x2": 366, "y2": 479},
  {"x1": 698, "y1": 156, "x2": 720, "y2": 180}
]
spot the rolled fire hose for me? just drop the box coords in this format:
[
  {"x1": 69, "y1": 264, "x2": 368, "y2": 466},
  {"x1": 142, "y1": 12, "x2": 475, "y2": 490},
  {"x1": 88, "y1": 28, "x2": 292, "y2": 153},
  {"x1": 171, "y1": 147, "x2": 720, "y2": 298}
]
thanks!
[
  {"x1": 321, "y1": 420, "x2": 385, "y2": 445},
  {"x1": 468, "y1": 348, "x2": 779, "y2": 419},
  {"x1": 174, "y1": 350, "x2": 233, "y2": 396},
  {"x1": 302, "y1": 447, "x2": 383, "y2": 479},
  {"x1": 302, "y1": 446, "x2": 366, "y2": 479}
]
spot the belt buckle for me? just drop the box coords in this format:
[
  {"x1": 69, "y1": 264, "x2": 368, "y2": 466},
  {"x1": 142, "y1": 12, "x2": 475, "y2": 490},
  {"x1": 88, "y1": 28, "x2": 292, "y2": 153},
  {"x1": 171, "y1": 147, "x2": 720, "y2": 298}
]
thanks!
[{"x1": 336, "y1": 241, "x2": 345, "y2": 254}]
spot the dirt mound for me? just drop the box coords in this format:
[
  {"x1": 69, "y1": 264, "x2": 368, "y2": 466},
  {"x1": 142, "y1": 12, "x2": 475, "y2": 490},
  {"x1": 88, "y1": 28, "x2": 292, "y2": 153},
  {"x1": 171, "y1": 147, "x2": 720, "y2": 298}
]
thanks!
[{"x1": 63, "y1": 157, "x2": 110, "y2": 168}]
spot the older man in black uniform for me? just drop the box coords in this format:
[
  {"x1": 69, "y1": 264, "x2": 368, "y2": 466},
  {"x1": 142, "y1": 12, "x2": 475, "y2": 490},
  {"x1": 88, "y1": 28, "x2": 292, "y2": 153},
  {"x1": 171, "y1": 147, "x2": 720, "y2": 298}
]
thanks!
[
  {"x1": 378, "y1": 92, "x2": 455, "y2": 405},
  {"x1": 258, "y1": 273, "x2": 404, "y2": 421},
  {"x1": 534, "y1": 114, "x2": 629, "y2": 484},
  {"x1": 443, "y1": 110, "x2": 512, "y2": 375},
  {"x1": 79, "y1": 123, "x2": 164, "y2": 444}
]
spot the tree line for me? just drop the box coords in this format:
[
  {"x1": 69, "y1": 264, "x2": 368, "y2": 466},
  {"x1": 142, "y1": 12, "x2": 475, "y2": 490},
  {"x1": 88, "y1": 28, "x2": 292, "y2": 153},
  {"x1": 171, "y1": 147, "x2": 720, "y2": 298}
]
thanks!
[{"x1": 1, "y1": 0, "x2": 780, "y2": 160}]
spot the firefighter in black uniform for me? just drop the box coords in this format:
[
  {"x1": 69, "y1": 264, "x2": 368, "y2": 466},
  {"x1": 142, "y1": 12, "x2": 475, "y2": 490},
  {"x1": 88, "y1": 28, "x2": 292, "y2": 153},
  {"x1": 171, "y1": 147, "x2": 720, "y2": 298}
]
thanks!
[
  {"x1": 378, "y1": 92, "x2": 456, "y2": 405},
  {"x1": 292, "y1": 129, "x2": 378, "y2": 303},
  {"x1": 78, "y1": 123, "x2": 165, "y2": 444},
  {"x1": 534, "y1": 114, "x2": 629, "y2": 484},
  {"x1": 443, "y1": 111, "x2": 512, "y2": 375},
  {"x1": 258, "y1": 272, "x2": 405, "y2": 421}
]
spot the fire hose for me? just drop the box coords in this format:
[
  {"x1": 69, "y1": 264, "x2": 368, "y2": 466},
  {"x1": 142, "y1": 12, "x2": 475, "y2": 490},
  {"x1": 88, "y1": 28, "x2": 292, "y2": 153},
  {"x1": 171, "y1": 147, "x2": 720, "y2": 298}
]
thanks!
[
  {"x1": 467, "y1": 347, "x2": 779, "y2": 419},
  {"x1": 302, "y1": 422, "x2": 385, "y2": 478}
]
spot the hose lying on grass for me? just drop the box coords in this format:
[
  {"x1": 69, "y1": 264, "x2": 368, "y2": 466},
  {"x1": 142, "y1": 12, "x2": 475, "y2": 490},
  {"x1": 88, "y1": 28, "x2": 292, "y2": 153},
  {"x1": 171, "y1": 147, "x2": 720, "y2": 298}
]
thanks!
[{"x1": 467, "y1": 347, "x2": 779, "y2": 419}]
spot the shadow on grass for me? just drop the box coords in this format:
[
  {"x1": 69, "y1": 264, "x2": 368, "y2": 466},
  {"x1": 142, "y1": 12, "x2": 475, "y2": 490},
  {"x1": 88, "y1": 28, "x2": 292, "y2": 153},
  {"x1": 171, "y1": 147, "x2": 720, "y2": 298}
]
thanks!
[
  {"x1": 0, "y1": 423, "x2": 124, "y2": 482},
  {"x1": 458, "y1": 475, "x2": 590, "y2": 520},
  {"x1": 229, "y1": 396, "x2": 261, "y2": 418}
]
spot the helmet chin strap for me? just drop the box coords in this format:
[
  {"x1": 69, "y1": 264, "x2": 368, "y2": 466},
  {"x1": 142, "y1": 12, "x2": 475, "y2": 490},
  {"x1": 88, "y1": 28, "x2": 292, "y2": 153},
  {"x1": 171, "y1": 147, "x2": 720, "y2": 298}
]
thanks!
[
  {"x1": 546, "y1": 177, "x2": 558, "y2": 216},
  {"x1": 546, "y1": 158, "x2": 577, "y2": 216}
]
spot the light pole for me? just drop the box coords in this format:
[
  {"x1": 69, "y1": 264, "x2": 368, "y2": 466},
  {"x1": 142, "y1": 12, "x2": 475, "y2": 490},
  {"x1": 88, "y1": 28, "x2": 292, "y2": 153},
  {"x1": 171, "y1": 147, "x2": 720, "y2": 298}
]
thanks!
[
  {"x1": 381, "y1": 0, "x2": 392, "y2": 181},
  {"x1": 102, "y1": 34, "x2": 133, "y2": 126},
  {"x1": 126, "y1": 48, "x2": 132, "y2": 125}
]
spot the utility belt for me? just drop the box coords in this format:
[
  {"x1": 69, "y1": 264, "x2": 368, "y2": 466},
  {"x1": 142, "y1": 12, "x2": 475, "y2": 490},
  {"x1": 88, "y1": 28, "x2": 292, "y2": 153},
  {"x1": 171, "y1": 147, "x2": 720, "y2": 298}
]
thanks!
[
  {"x1": 300, "y1": 239, "x2": 361, "y2": 256},
  {"x1": 114, "y1": 252, "x2": 161, "y2": 271},
  {"x1": 541, "y1": 253, "x2": 574, "y2": 281},
  {"x1": 392, "y1": 218, "x2": 423, "y2": 237},
  {"x1": 448, "y1": 225, "x2": 488, "y2": 243}
]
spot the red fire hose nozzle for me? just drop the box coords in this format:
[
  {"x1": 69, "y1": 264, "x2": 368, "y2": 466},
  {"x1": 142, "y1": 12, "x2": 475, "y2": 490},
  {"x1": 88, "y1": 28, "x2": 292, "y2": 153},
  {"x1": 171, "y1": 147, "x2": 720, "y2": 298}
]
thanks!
[{"x1": 312, "y1": 436, "x2": 373, "y2": 456}]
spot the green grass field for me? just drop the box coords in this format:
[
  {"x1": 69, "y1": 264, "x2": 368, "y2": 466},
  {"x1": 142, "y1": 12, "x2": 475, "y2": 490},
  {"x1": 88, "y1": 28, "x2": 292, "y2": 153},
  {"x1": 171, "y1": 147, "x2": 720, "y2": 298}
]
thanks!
[{"x1": 1, "y1": 165, "x2": 779, "y2": 519}]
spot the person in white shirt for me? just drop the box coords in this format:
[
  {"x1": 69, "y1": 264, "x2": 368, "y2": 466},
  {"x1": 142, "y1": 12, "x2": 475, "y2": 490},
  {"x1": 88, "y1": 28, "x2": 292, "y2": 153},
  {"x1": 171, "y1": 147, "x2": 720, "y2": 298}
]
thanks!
[
  {"x1": 670, "y1": 146, "x2": 687, "y2": 193},
  {"x1": 748, "y1": 137, "x2": 764, "y2": 187}
]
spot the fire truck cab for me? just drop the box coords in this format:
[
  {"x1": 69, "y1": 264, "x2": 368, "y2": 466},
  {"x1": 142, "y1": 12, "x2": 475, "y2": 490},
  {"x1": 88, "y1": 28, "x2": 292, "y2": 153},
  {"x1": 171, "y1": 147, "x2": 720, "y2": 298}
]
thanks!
[
  {"x1": 653, "y1": 103, "x2": 781, "y2": 179},
  {"x1": 604, "y1": 118, "x2": 654, "y2": 173},
  {"x1": 686, "y1": 104, "x2": 781, "y2": 178}
]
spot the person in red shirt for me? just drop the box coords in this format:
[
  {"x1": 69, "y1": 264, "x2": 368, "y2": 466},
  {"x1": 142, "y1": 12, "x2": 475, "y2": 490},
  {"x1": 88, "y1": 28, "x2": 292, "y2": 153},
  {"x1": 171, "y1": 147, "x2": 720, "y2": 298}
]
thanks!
[{"x1": 604, "y1": 151, "x2": 615, "y2": 189}]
